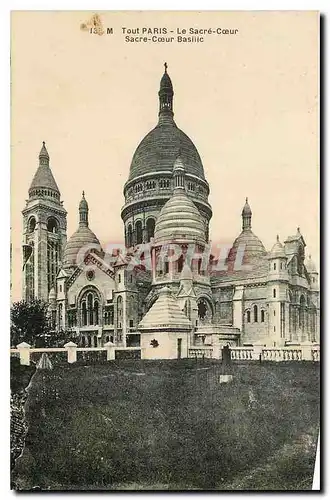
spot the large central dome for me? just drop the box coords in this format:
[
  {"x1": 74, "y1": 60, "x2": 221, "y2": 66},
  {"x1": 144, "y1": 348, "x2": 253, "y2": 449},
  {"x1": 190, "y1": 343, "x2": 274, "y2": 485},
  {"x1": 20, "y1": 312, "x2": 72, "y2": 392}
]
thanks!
[
  {"x1": 128, "y1": 63, "x2": 205, "y2": 182},
  {"x1": 129, "y1": 124, "x2": 205, "y2": 181}
]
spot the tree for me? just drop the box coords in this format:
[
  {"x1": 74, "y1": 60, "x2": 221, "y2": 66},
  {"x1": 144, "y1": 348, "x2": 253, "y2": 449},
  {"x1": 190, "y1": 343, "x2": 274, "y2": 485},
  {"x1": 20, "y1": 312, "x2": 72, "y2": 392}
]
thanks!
[{"x1": 10, "y1": 300, "x2": 51, "y2": 348}]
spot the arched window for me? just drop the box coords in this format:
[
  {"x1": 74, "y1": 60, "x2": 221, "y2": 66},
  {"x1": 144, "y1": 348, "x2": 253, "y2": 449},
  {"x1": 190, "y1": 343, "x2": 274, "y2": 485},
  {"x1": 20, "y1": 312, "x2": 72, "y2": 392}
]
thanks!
[
  {"x1": 177, "y1": 254, "x2": 184, "y2": 273},
  {"x1": 28, "y1": 217, "x2": 36, "y2": 232},
  {"x1": 261, "y1": 310, "x2": 265, "y2": 322},
  {"x1": 253, "y1": 305, "x2": 258, "y2": 322},
  {"x1": 88, "y1": 293, "x2": 93, "y2": 325},
  {"x1": 94, "y1": 300, "x2": 99, "y2": 325},
  {"x1": 93, "y1": 336, "x2": 98, "y2": 347},
  {"x1": 136, "y1": 220, "x2": 143, "y2": 245},
  {"x1": 117, "y1": 295, "x2": 123, "y2": 328},
  {"x1": 273, "y1": 262, "x2": 276, "y2": 270},
  {"x1": 146, "y1": 218, "x2": 155, "y2": 242},
  {"x1": 299, "y1": 295, "x2": 306, "y2": 330},
  {"x1": 118, "y1": 273, "x2": 121, "y2": 284},
  {"x1": 247, "y1": 310, "x2": 251, "y2": 323},
  {"x1": 82, "y1": 301, "x2": 87, "y2": 326},
  {"x1": 80, "y1": 289, "x2": 101, "y2": 326},
  {"x1": 273, "y1": 288, "x2": 276, "y2": 298},
  {"x1": 127, "y1": 224, "x2": 133, "y2": 248},
  {"x1": 47, "y1": 217, "x2": 58, "y2": 233}
]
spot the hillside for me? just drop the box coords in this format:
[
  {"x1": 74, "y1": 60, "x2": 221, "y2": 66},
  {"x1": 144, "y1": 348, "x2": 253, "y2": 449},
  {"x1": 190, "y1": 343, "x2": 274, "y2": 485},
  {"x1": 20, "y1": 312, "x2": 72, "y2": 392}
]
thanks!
[{"x1": 13, "y1": 359, "x2": 320, "y2": 490}]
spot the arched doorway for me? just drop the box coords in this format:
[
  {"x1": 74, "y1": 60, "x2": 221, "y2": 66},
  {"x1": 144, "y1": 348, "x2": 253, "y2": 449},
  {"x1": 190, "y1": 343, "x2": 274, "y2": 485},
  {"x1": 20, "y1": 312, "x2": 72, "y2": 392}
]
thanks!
[{"x1": 197, "y1": 297, "x2": 213, "y2": 321}]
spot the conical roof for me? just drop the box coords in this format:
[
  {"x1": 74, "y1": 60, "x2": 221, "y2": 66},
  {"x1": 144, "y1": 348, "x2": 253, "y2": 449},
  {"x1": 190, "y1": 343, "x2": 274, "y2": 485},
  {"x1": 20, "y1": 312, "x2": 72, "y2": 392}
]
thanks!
[
  {"x1": 139, "y1": 286, "x2": 192, "y2": 330},
  {"x1": 29, "y1": 142, "x2": 60, "y2": 196}
]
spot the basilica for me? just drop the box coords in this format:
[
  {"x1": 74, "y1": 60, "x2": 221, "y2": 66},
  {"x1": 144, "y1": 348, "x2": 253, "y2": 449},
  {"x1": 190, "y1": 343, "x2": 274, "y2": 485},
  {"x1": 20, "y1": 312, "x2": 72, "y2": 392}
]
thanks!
[{"x1": 21, "y1": 65, "x2": 319, "y2": 358}]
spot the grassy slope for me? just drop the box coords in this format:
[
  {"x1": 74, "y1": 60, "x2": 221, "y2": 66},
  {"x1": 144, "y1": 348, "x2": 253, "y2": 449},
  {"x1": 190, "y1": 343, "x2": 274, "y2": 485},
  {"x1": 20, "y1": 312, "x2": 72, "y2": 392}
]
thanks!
[{"x1": 14, "y1": 360, "x2": 320, "y2": 490}]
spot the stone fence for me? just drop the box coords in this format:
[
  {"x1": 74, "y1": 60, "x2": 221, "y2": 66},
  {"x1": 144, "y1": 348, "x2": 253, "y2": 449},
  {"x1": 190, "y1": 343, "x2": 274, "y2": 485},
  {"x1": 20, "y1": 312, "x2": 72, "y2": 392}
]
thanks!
[
  {"x1": 10, "y1": 342, "x2": 320, "y2": 366},
  {"x1": 10, "y1": 342, "x2": 140, "y2": 366},
  {"x1": 188, "y1": 344, "x2": 320, "y2": 362}
]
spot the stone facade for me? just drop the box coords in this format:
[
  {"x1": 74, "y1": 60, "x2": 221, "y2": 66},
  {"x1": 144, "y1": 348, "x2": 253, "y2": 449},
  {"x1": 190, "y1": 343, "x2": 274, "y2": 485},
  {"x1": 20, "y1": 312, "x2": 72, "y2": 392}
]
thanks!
[{"x1": 22, "y1": 66, "x2": 319, "y2": 356}]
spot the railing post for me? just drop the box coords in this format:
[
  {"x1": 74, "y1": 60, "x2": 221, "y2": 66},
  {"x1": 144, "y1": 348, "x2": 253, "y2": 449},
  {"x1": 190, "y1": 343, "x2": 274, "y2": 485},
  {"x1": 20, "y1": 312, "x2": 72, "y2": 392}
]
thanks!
[
  {"x1": 300, "y1": 342, "x2": 313, "y2": 361},
  {"x1": 64, "y1": 341, "x2": 77, "y2": 363},
  {"x1": 16, "y1": 342, "x2": 31, "y2": 366},
  {"x1": 104, "y1": 341, "x2": 115, "y2": 361},
  {"x1": 252, "y1": 344, "x2": 263, "y2": 361}
]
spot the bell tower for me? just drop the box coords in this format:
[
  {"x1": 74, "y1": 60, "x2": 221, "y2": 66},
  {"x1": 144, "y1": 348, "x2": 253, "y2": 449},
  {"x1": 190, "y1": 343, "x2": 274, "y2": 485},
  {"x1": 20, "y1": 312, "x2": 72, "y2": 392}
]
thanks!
[{"x1": 22, "y1": 142, "x2": 67, "y2": 302}]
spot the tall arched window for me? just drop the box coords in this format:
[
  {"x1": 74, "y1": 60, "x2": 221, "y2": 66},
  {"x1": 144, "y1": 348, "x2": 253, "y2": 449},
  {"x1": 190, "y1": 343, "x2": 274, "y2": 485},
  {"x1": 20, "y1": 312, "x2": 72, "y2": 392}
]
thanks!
[
  {"x1": 136, "y1": 220, "x2": 143, "y2": 245},
  {"x1": 88, "y1": 293, "x2": 93, "y2": 325},
  {"x1": 299, "y1": 295, "x2": 306, "y2": 330},
  {"x1": 28, "y1": 217, "x2": 36, "y2": 233},
  {"x1": 127, "y1": 224, "x2": 133, "y2": 248},
  {"x1": 117, "y1": 295, "x2": 123, "y2": 328},
  {"x1": 82, "y1": 301, "x2": 87, "y2": 326},
  {"x1": 80, "y1": 289, "x2": 101, "y2": 326},
  {"x1": 47, "y1": 217, "x2": 58, "y2": 233},
  {"x1": 273, "y1": 288, "x2": 276, "y2": 298},
  {"x1": 146, "y1": 218, "x2": 155, "y2": 242},
  {"x1": 247, "y1": 310, "x2": 251, "y2": 323},
  {"x1": 94, "y1": 300, "x2": 99, "y2": 325},
  {"x1": 261, "y1": 310, "x2": 265, "y2": 322},
  {"x1": 253, "y1": 305, "x2": 258, "y2": 322}
]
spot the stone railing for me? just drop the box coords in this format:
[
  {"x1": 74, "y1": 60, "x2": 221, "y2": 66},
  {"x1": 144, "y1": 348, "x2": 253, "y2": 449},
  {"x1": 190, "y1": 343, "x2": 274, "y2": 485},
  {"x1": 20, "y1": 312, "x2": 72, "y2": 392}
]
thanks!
[
  {"x1": 188, "y1": 347, "x2": 213, "y2": 359},
  {"x1": 262, "y1": 347, "x2": 302, "y2": 361},
  {"x1": 230, "y1": 347, "x2": 254, "y2": 360},
  {"x1": 311, "y1": 347, "x2": 320, "y2": 362}
]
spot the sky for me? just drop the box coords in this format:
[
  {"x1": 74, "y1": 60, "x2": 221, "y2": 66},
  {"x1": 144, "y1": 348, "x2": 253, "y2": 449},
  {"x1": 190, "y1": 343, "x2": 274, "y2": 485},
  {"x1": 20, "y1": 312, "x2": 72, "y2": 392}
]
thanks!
[{"x1": 11, "y1": 10, "x2": 319, "y2": 302}]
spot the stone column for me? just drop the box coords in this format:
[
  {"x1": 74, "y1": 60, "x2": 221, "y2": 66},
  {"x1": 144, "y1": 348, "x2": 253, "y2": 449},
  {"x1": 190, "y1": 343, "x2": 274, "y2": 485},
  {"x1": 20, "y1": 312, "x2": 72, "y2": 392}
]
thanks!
[
  {"x1": 17, "y1": 342, "x2": 31, "y2": 366},
  {"x1": 64, "y1": 341, "x2": 77, "y2": 363},
  {"x1": 104, "y1": 341, "x2": 115, "y2": 360}
]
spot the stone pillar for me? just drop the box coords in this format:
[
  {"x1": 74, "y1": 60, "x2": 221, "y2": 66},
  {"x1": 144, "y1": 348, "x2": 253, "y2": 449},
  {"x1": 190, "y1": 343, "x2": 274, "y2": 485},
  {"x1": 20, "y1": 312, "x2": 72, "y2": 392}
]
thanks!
[
  {"x1": 64, "y1": 341, "x2": 77, "y2": 363},
  {"x1": 300, "y1": 342, "x2": 313, "y2": 361},
  {"x1": 17, "y1": 342, "x2": 31, "y2": 366},
  {"x1": 252, "y1": 344, "x2": 264, "y2": 361},
  {"x1": 104, "y1": 341, "x2": 116, "y2": 360}
]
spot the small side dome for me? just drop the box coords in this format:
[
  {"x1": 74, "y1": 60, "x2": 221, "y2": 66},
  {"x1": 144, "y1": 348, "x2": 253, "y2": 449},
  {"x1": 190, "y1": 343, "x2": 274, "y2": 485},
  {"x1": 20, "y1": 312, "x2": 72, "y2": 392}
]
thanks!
[
  {"x1": 269, "y1": 235, "x2": 286, "y2": 259},
  {"x1": 306, "y1": 254, "x2": 317, "y2": 273}
]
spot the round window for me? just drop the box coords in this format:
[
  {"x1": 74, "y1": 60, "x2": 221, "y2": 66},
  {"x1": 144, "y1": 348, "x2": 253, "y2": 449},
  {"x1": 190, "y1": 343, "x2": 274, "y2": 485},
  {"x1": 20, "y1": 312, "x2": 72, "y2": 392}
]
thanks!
[{"x1": 86, "y1": 269, "x2": 95, "y2": 281}]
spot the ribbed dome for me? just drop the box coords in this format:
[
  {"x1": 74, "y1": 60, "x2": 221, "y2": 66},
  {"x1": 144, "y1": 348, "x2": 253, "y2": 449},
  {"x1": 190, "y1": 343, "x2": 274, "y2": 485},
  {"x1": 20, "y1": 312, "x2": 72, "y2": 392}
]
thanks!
[
  {"x1": 129, "y1": 124, "x2": 205, "y2": 181},
  {"x1": 154, "y1": 187, "x2": 206, "y2": 244},
  {"x1": 228, "y1": 230, "x2": 266, "y2": 263},
  {"x1": 63, "y1": 227, "x2": 100, "y2": 269},
  {"x1": 269, "y1": 236, "x2": 286, "y2": 258},
  {"x1": 62, "y1": 192, "x2": 101, "y2": 269}
]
